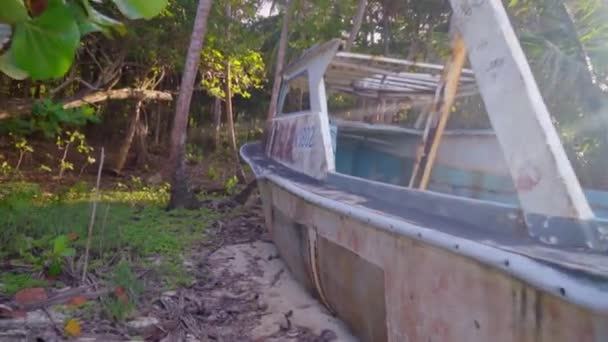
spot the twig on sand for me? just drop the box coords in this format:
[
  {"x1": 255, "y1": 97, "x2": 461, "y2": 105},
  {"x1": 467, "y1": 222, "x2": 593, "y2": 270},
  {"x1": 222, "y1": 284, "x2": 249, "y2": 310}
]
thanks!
[
  {"x1": 271, "y1": 268, "x2": 284, "y2": 287},
  {"x1": 99, "y1": 203, "x2": 111, "y2": 255},
  {"x1": 42, "y1": 307, "x2": 65, "y2": 338},
  {"x1": 82, "y1": 147, "x2": 105, "y2": 284}
]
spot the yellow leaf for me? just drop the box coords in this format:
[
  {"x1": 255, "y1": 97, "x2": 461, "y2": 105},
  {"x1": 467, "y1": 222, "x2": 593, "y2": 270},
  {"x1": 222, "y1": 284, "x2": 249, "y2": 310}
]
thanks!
[{"x1": 65, "y1": 319, "x2": 81, "y2": 337}]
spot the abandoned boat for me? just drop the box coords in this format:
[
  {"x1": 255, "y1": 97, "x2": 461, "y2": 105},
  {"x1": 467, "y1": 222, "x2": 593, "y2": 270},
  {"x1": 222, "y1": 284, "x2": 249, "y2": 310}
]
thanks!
[{"x1": 241, "y1": 2, "x2": 608, "y2": 341}]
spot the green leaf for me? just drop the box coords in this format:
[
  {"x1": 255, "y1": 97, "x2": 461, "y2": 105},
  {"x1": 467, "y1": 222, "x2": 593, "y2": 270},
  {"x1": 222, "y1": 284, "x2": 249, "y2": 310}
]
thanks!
[
  {"x1": 70, "y1": 1, "x2": 101, "y2": 36},
  {"x1": 0, "y1": 0, "x2": 29, "y2": 24},
  {"x1": 0, "y1": 53, "x2": 28, "y2": 80},
  {"x1": 53, "y1": 235, "x2": 68, "y2": 254},
  {"x1": 61, "y1": 248, "x2": 76, "y2": 257},
  {"x1": 88, "y1": 7, "x2": 127, "y2": 36},
  {"x1": 72, "y1": 0, "x2": 126, "y2": 37},
  {"x1": 111, "y1": 0, "x2": 168, "y2": 20},
  {"x1": 49, "y1": 260, "x2": 62, "y2": 277},
  {"x1": 11, "y1": 4, "x2": 80, "y2": 80}
]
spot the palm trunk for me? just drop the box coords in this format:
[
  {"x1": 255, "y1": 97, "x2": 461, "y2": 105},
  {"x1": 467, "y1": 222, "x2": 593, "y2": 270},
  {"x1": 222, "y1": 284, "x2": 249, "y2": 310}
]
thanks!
[
  {"x1": 167, "y1": 0, "x2": 213, "y2": 210},
  {"x1": 345, "y1": 0, "x2": 368, "y2": 51},
  {"x1": 266, "y1": 0, "x2": 294, "y2": 121}
]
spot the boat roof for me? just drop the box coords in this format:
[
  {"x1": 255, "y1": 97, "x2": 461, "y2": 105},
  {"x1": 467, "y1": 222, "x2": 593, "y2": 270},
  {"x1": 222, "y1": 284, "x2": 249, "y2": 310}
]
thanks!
[
  {"x1": 283, "y1": 39, "x2": 478, "y2": 101},
  {"x1": 325, "y1": 51, "x2": 478, "y2": 100}
]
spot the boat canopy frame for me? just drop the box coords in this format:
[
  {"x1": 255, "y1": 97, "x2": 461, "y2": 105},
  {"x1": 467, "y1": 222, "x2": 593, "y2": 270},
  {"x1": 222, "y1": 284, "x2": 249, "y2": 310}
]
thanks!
[{"x1": 275, "y1": 1, "x2": 608, "y2": 252}]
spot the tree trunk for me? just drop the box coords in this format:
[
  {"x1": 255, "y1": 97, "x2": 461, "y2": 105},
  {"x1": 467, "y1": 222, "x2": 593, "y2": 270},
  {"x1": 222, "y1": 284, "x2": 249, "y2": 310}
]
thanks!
[
  {"x1": 225, "y1": 2, "x2": 247, "y2": 183},
  {"x1": 113, "y1": 99, "x2": 144, "y2": 173},
  {"x1": 167, "y1": 0, "x2": 213, "y2": 210},
  {"x1": 154, "y1": 102, "x2": 162, "y2": 146},
  {"x1": 224, "y1": 61, "x2": 246, "y2": 183},
  {"x1": 345, "y1": 0, "x2": 368, "y2": 51},
  {"x1": 266, "y1": 0, "x2": 294, "y2": 121},
  {"x1": 213, "y1": 97, "x2": 222, "y2": 148},
  {"x1": 135, "y1": 111, "x2": 148, "y2": 167},
  {"x1": 382, "y1": 4, "x2": 390, "y2": 55}
]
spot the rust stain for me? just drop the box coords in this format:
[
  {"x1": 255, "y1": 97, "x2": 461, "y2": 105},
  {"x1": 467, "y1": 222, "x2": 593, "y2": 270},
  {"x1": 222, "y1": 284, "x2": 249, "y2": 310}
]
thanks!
[
  {"x1": 270, "y1": 120, "x2": 297, "y2": 163},
  {"x1": 516, "y1": 163, "x2": 541, "y2": 191}
]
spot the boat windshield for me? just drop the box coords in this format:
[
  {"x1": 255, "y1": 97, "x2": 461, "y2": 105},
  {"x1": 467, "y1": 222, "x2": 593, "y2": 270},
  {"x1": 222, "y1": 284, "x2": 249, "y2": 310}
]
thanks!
[{"x1": 325, "y1": 0, "x2": 608, "y2": 221}]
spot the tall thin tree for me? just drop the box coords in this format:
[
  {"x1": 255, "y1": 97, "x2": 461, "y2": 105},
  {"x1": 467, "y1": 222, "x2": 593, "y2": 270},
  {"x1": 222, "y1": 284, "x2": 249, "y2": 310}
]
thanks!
[
  {"x1": 345, "y1": 0, "x2": 368, "y2": 51},
  {"x1": 224, "y1": 0, "x2": 247, "y2": 182},
  {"x1": 266, "y1": 0, "x2": 295, "y2": 121},
  {"x1": 167, "y1": 0, "x2": 213, "y2": 209}
]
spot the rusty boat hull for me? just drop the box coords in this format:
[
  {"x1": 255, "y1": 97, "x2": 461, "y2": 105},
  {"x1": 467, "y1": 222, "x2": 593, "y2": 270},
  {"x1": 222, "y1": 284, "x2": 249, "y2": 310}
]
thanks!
[{"x1": 241, "y1": 142, "x2": 608, "y2": 342}]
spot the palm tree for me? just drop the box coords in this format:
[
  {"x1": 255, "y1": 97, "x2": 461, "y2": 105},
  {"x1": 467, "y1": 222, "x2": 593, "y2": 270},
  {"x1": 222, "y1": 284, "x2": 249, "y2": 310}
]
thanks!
[{"x1": 167, "y1": 0, "x2": 213, "y2": 209}]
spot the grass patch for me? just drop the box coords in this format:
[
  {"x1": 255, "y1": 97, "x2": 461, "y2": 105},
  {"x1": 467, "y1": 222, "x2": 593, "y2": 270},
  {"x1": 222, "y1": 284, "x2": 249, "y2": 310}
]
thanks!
[{"x1": 0, "y1": 180, "x2": 219, "y2": 295}]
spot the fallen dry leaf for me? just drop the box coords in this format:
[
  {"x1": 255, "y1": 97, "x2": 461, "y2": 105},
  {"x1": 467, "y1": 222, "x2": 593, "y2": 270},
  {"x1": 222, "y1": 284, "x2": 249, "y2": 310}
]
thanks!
[
  {"x1": 65, "y1": 319, "x2": 81, "y2": 337},
  {"x1": 114, "y1": 287, "x2": 129, "y2": 304},
  {"x1": 67, "y1": 296, "x2": 87, "y2": 307},
  {"x1": 14, "y1": 288, "x2": 47, "y2": 305},
  {"x1": 68, "y1": 232, "x2": 79, "y2": 241}
]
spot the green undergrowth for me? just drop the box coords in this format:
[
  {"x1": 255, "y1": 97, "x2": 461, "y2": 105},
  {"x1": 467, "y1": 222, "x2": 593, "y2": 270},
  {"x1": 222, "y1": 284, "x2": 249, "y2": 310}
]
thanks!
[
  {"x1": 0, "y1": 179, "x2": 219, "y2": 295},
  {"x1": 0, "y1": 273, "x2": 48, "y2": 295}
]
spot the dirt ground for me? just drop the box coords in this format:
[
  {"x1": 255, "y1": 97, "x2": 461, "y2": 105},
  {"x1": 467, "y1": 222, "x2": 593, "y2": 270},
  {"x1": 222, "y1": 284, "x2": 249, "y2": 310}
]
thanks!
[{"x1": 0, "y1": 197, "x2": 355, "y2": 342}]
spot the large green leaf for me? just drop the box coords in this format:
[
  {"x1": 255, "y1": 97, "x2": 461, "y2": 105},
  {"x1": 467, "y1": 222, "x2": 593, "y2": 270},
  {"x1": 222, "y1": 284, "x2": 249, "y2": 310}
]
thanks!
[
  {"x1": 71, "y1": 0, "x2": 126, "y2": 37},
  {"x1": 0, "y1": 0, "x2": 29, "y2": 24},
  {"x1": 10, "y1": 3, "x2": 80, "y2": 79},
  {"x1": 0, "y1": 53, "x2": 28, "y2": 80},
  {"x1": 112, "y1": 0, "x2": 168, "y2": 20}
]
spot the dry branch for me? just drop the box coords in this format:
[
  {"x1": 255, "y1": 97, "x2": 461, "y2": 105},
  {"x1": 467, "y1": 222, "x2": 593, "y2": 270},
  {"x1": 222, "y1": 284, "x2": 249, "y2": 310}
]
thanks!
[
  {"x1": 0, "y1": 88, "x2": 173, "y2": 121},
  {"x1": 82, "y1": 147, "x2": 105, "y2": 284}
]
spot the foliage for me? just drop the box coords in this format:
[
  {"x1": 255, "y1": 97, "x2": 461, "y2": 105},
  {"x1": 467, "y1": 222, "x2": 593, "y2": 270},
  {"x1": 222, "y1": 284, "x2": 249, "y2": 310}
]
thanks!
[
  {"x1": 45, "y1": 235, "x2": 76, "y2": 276},
  {"x1": 200, "y1": 42, "x2": 266, "y2": 99},
  {"x1": 1, "y1": 161, "x2": 14, "y2": 177},
  {"x1": 0, "y1": 100, "x2": 99, "y2": 138},
  {"x1": 112, "y1": 260, "x2": 143, "y2": 299},
  {"x1": 186, "y1": 143, "x2": 205, "y2": 164},
  {"x1": 101, "y1": 260, "x2": 141, "y2": 321},
  {"x1": 0, "y1": 0, "x2": 169, "y2": 80},
  {"x1": 504, "y1": 0, "x2": 608, "y2": 182},
  {"x1": 11, "y1": 134, "x2": 34, "y2": 171},
  {"x1": 56, "y1": 130, "x2": 95, "y2": 178},
  {"x1": 224, "y1": 175, "x2": 239, "y2": 194},
  {"x1": 207, "y1": 165, "x2": 219, "y2": 181},
  {"x1": 0, "y1": 273, "x2": 47, "y2": 296}
]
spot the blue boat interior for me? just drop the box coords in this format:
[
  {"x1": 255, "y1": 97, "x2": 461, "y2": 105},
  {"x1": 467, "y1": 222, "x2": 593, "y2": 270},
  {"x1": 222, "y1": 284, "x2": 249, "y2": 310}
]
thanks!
[{"x1": 330, "y1": 122, "x2": 608, "y2": 219}]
